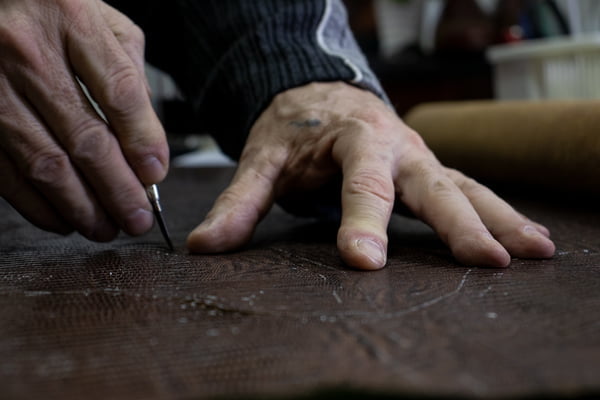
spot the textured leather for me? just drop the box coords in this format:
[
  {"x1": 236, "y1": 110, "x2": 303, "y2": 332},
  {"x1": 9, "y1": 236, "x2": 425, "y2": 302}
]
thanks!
[{"x1": 1, "y1": 168, "x2": 599, "y2": 399}]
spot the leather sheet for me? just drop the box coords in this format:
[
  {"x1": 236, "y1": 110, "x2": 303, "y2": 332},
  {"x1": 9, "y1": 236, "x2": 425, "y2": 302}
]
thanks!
[{"x1": 1, "y1": 168, "x2": 599, "y2": 399}]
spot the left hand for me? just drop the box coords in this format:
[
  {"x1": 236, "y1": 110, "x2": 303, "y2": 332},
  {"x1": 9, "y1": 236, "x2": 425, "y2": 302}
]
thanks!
[
  {"x1": 0, "y1": 0, "x2": 168, "y2": 241},
  {"x1": 186, "y1": 82, "x2": 555, "y2": 270}
]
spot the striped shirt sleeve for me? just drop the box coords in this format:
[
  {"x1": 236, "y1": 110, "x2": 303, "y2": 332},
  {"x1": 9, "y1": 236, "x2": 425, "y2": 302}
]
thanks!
[{"x1": 110, "y1": 0, "x2": 389, "y2": 160}]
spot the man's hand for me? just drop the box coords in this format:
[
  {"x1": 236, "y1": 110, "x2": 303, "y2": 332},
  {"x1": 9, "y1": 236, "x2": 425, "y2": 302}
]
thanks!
[
  {"x1": 187, "y1": 82, "x2": 555, "y2": 270},
  {"x1": 0, "y1": 0, "x2": 168, "y2": 241}
]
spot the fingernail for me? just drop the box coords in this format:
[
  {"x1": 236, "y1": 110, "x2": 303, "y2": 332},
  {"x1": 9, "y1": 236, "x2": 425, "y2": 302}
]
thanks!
[
  {"x1": 356, "y1": 239, "x2": 387, "y2": 268},
  {"x1": 137, "y1": 156, "x2": 166, "y2": 183},
  {"x1": 523, "y1": 225, "x2": 546, "y2": 238},
  {"x1": 524, "y1": 225, "x2": 556, "y2": 257},
  {"x1": 529, "y1": 224, "x2": 550, "y2": 238},
  {"x1": 524, "y1": 225, "x2": 554, "y2": 244},
  {"x1": 125, "y1": 208, "x2": 154, "y2": 236}
]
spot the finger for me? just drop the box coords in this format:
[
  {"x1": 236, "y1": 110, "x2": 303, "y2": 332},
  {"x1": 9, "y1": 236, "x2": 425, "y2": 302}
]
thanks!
[
  {"x1": 19, "y1": 63, "x2": 155, "y2": 237},
  {"x1": 448, "y1": 169, "x2": 555, "y2": 258},
  {"x1": 0, "y1": 85, "x2": 118, "y2": 241},
  {"x1": 516, "y1": 211, "x2": 551, "y2": 237},
  {"x1": 333, "y1": 134, "x2": 395, "y2": 270},
  {"x1": 97, "y1": 1, "x2": 151, "y2": 95},
  {"x1": 0, "y1": 149, "x2": 72, "y2": 236},
  {"x1": 65, "y1": 3, "x2": 168, "y2": 184},
  {"x1": 397, "y1": 158, "x2": 512, "y2": 267},
  {"x1": 187, "y1": 146, "x2": 284, "y2": 253}
]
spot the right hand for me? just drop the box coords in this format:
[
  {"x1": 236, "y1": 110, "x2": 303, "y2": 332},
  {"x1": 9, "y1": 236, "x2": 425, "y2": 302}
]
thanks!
[{"x1": 0, "y1": 0, "x2": 169, "y2": 241}]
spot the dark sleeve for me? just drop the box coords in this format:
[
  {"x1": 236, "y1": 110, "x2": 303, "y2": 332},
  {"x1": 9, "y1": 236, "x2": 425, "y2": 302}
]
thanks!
[{"x1": 107, "y1": 0, "x2": 389, "y2": 160}]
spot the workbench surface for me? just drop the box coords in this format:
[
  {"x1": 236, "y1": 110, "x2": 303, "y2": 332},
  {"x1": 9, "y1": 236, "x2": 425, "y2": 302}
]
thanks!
[{"x1": 1, "y1": 168, "x2": 599, "y2": 399}]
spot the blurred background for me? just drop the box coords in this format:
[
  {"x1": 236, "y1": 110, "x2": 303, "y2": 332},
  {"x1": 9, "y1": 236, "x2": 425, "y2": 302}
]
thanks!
[{"x1": 146, "y1": 0, "x2": 600, "y2": 166}]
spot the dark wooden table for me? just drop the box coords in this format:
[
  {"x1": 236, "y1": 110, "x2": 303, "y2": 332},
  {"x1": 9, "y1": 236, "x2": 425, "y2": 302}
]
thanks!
[{"x1": 1, "y1": 168, "x2": 599, "y2": 400}]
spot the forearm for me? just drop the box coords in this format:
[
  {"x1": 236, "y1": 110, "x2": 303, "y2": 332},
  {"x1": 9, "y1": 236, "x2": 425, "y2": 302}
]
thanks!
[{"x1": 108, "y1": 0, "x2": 389, "y2": 159}]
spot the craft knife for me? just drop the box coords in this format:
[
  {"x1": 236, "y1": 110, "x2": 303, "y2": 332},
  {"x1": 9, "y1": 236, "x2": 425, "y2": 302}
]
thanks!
[
  {"x1": 146, "y1": 184, "x2": 175, "y2": 251},
  {"x1": 79, "y1": 80, "x2": 175, "y2": 251}
]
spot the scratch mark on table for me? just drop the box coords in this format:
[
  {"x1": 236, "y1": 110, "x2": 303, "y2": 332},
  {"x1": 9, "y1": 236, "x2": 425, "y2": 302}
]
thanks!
[
  {"x1": 272, "y1": 248, "x2": 346, "y2": 273},
  {"x1": 13, "y1": 269, "x2": 474, "y2": 324},
  {"x1": 303, "y1": 268, "x2": 474, "y2": 322},
  {"x1": 479, "y1": 285, "x2": 493, "y2": 298},
  {"x1": 388, "y1": 268, "x2": 472, "y2": 317},
  {"x1": 332, "y1": 289, "x2": 343, "y2": 304}
]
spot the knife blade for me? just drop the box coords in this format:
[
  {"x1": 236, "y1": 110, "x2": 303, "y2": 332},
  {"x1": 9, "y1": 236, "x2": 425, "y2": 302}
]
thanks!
[{"x1": 146, "y1": 184, "x2": 175, "y2": 251}]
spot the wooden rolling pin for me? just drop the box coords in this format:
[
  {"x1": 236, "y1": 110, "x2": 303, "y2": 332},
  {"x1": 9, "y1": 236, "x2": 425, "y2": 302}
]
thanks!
[{"x1": 404, "y1": 100, "x2": 600, "y2": 195}]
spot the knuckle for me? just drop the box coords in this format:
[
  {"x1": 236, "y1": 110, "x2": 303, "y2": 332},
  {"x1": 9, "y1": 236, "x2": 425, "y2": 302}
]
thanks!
[
  {"x1": 26, "y1": 150, "x2": 71, "y2": 186},
  {"x1": 457, "y1": 176, "x2": 482, "y2": 193},
  {"x1": 404, "y1": 128, "x2": 429, "y2": 151},
  {"x1": 397, "y1": 158, "x2": 455, "y2": 211},
  {"x1": 68, "y1": 120, "x2": 113, "y2": 167},
  {"x1": 240, "y1": 145, "x2": 287, "y2": 177},
  {"x1": 397, "y1": 158, "x2": 437, "y2": 181},
  {"x1": 113, "y1": 20, "x2": 145, "y2": 50},
  {"x1": 216, "y1": 189, "x2": 240, "y2": 207},
  {"x1": 450, "y1": 169, "x2": 492, "y2": 197},
  {"x1": 350, "y1": 107, "x2": 394, "y2": 132},
  {"x1": 445, "y1": 168, "x2": 464, "y2": 181},
  {"x1": 57, "y1": 0, "x2": 82, "y2": 14},
  {"x1": 429, "y1": 177, "x2": 456, "y2": 196},
  {"x1": 0, "y1": 22, "x2": 45, "y2": 72},
  {"x1": 59, "y1": 0, "x2": 91, "y2": 29},
  {"x1": 221, "y1": 188, "x2": 264, "y2": 223},
  {"x1": 126, "y1": 24, "x2": 145, "y2": 48},
  {"x1": 103, "y1": 63, "x2": 144, "y2": 115},
  {"x1": 347, "y1": 170, "x2": 394, "y2": 206}
]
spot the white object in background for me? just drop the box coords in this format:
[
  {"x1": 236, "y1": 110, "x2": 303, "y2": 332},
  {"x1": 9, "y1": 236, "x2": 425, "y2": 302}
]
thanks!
[
  {"x1": 172, "y1": 135, "x2": 235, "y2": 168},
  {"x1": 476, "y1": 0, "x2": 499, "y2": 15},
  {"x1": 564, "y1": 0, "x2": 582, "y2": 34},
  {"x1": 487, "y1": 33, "x2": 600, "y2": 100},
  {"x1": 556, "y1": 0, "x2": 600, "y2": 36},
  {"x1": 419, "y1": 0, "x2": 445, "y2": 55},
  {"x1": 172, "y1": 149, "x2": 236, "y2": 168},
  {"x1": 145, "y1": 63, "x2": 181, "y2": 121},
  {"x1": 374, "y1": 0, "x2": 498, "y2": 58},
  {"x1": 374, "y1": 0, "x2": 423, "y2": 59}
]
